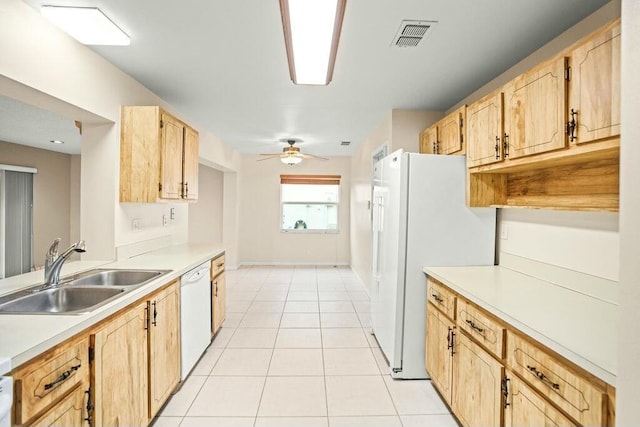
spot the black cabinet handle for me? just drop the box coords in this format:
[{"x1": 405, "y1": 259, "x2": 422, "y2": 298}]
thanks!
[
  {"x1": 152, "y1": 301, "x2": 158, "y2": 327},
  {"x1": 502, "y1": 377, "x2": 510, "y2": 409},
  {"x1": 566, "y1": 108, "x2": 578, "y2": 142},
  {"x1": 503, "y1": 133, "x2": 510, "y2": 158},
  {"x1": 84, "y1": 388, "x2": 93, "y2": 426},
  {"x1": 527, "y1": 365, "x2": 560, "y2": 390},
  {"x1": 495, "y1": 136, "x2": 500, "y2": 159},
  {"x1": 465, "y1": 319, "x2": 485, "y2": 334},
  {"x1": 44, "y1": 364, "x2": 81, "y2": 391},
  {"x1": 431, "y1": 293, "x2": 444, "y2": 304}
]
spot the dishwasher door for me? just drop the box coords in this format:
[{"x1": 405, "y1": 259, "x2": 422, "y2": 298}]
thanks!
[{"x1": 180, "y1": 262, "x2": 212, "y2": 379}]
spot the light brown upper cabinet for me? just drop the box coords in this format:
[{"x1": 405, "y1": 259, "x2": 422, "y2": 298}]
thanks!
[
  {"x1": 419, "y1": 106, "x2": 466, "y2": 155},
  {"x1": 467, "y1": 91, "x2": 504, "y2": 168},
  {"x1": 419, "y1": 126, "x2": 437, "y2": 154},
  {"x1": 503, "y1": 55, "x2": 568, "y2": 160},
  {"x1": 568, "y1": 19, "x2": 620, "y2": 145},
  {"x1": 120, "y1": 106, "x2": 199, "y2": 203},
  {"x1": 466, "y1": 19, "x2": 620, "y2": 211}
]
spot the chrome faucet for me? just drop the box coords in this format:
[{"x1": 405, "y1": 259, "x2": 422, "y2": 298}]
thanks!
[{"x1": 43, "y1": 238, "x2": 86, "y2": 288}]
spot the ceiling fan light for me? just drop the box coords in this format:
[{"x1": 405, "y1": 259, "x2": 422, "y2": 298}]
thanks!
[
  {"x1": 281, "y1": 156, "x2": 303, "y2": 165},
  {"x1": 280, "y1": 0, "x2": 346, "y2": 85}
]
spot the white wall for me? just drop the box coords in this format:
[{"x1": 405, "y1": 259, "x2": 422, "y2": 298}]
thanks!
[
  {"x1": 350, "y1": 110, "x2": 442, "y2": 291},
  {"x1": 616, "y1": 0, "x2": 640, "y2": 423},
  {"x1": 499, "y1": 210, "x2": 619, "y2": 281},
  {"x1": 0, "y1": 0, "x2": 241, "y2": 261},
  {"x1": 239, "y1": 155, "x2": 350, "y2": 265},
  {"x1": 188, "y1": 165, "x2": 224, "y2": 244}
]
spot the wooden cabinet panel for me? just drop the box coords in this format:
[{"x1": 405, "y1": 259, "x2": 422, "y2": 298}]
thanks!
[
  {"x1": 148, "y1": 281, "x2": 181, "y2": 418},
  {"x1": 505, "y1": 371, "x2": 577, "y2": 427},
  {"x1": 160, "y1": 114, "x2": 184, "y2": 200},
  {"x1": 14, "y1": 337, "x2": 89, "y2": 424},
  {"x1": 503, "y1": 56, "x2": 568, "y2": 159},
  {"x1": 91, "y1": 301, "x2": 148, "y2": 427},
  {"x1": 425, "y1": 304, "x2": 454, "y2": 405},
  {"x1": 569, "y1": 19, "x2": 620, "y2": 144},
  {"x1": 452, "y1": 331, "x2": 503, "y2": 427},
  {"x1": 120, "y1": 106, "x2": 162, "y2": 203},
  {"x1": 467, "y1": 91, "x2": 504, "y2": 167},
  {"x1": 427, "y1": 278, "x2": 456, "y2": 319},
  {"x1": 121, "y1": 106, "x2": 199, "y2": 202},
  {"x1": 182, "y1": 126, "x2": 199, "y2": 200},
  {"x1": 212, "y1": 272, "x2": 226, "y2": 336},
  {"x1": 506, "y1": 331, "x2": 606, "y2": 426},
  {"x1": 420, "y1": 126, "x2": 438, "y2": 154},
  {"x1": 211, "y1": 254, "x2": 226, "y2": 279},
  {"x1": 439, "y1": 106, "x2": 465, "y2": 155},
  {"x1": 27, "y1": 385, "x2": 86, "y2": 427},
  {"x1": 456, "y1": 298, "x2": 505, "y2": 359}
]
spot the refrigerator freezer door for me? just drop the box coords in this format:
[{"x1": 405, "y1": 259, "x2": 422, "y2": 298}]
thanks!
[{"x1": 370, "y1": 150, "x2": 405, "y2": 373}]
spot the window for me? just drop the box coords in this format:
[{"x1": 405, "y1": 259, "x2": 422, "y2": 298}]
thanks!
[{"x1": 281, "y1": 174, "x2": 340, "y2": 232}]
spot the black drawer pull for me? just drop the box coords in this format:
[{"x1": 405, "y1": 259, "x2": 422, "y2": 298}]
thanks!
[
  {"x1": 44, "y1": 364, "x2": 81, "y2": 391},
  {"x1": 465, "y1": 319, "x2": 485, "y2": 334},
  {"x1": 527, "y1": 365, "x2": 560, "y2": 390},
  {"x1": 431, "y1": 293, "x2": 444, "y2": 304}
]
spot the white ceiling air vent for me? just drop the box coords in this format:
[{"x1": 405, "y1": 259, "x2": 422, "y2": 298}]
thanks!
[{"x1": 391, "y1": 20, "x2": 437, "y2": 48}]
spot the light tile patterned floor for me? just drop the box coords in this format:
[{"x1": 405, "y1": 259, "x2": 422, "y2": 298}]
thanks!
[{"x1": 155, "y1": 266, "x2": 456, "y2": 427}]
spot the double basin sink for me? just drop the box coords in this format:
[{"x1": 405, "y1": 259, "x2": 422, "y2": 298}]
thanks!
[{"x1": 0, "y1": 269, "x2": 170, "y2": 315}]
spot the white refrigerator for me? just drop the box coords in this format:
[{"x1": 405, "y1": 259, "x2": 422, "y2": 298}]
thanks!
[{"x1": 370, "y1": 150, "x2": 496, "y2": 379}]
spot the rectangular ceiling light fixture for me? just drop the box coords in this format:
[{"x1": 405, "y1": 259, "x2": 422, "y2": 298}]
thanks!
[
  {"x1": 41, "y1": 6, "x2": 130, "y2": 46},
  {"x1": 280, "y1": 0, "x2": 346, "y2": 85}
]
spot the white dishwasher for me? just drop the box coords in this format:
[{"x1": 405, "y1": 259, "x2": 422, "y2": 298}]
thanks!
[{"x1": 180, "y1": 262, "x2": 212, "y2": 379}]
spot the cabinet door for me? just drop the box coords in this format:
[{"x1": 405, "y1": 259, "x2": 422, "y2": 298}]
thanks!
[
  {"x1": 91, "y1": 301, "x2": 148, "y2": 427},
  {"x1": 467, "y1": 91, "x2": 504, "y2": 167},
  {"x1": 569, "y1": 20, "x2": 620, "y2": 144},
  {"x1": 505, "y1": 372, "x2": 577, "y2": 427},
  {"x1": 503, "y1": 56, "x2": 568, "y2": 159},
  {"x1": 425, "y1": 304, "x2": 453, "y2": 405},
  {"x1": 420, "y1": 126, "x2": 438, "y2": 154},
  {"x1": 182, "y1": 126, "x2": 199, "y2": 200},
  {"x1": 149, "y1": 282, "x2": 181, "y2": 418},
  {"x1": 451, "y1": 331, "x2": 503, "y2": 427},
  {"x1": 28, "y1": 385, "x2": 86, "y2": 427},
  {"x1": 439, "y1": 106, "x2": 465, "y2": 155},
  {"x1": 212, "y1": 273, "x2": 226, "y2": 335},
  {"x1": 160, "y1": 114, "x2": 184, "y2": 200}
]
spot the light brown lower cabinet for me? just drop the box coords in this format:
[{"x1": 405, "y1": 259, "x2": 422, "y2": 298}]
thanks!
[
  {"x1": 504, "y1": 371, "x2": 577, "y2": 427},
  {"x1": 451, "y1": 331, "x2": 503, "y2": 427},
  {"x1": 425, "y1": 303, "x2": 454, "y2": 405},
  {"x1": 28, "y1": 386, "x2": 87, "y2": 427},
  {"x1": 91, "y1": 280, "x2": 181, "y2": 427},
  {"x1": 148, "y1": 282, "x2": 181, "y2": 418},
  {"x1": 424, "y1": 277, "x2": 614, "y2": 427},
  {"x1": 91, "y1": 300, "x2": 149, "y2": 427},
  {"x1": 211, "y1": 254, "x2": 226, "y2": 337}
]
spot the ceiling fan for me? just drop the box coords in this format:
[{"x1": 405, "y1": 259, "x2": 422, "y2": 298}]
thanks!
[{"x1": 258, "y1": 138, "x2": 329, "y2": 165}]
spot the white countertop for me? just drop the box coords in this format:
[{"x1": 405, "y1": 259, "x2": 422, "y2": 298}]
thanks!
[
  {"x1": 0, "y1": 243, "x2": 224, "y2": 374},
  {"x1": 424, "y1": 265, "x2": 617, "y2": 386}
]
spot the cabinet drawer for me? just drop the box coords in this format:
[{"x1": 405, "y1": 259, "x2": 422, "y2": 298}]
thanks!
[
  {"x1": 211, "y1": 254, "x2": 226, "y2": 279},
  {"x1": 14, "y1": 336, "x2": 89, "y2": 424},
  {"x1": 506, "y1": 332, "x2": 606, "y2": 426},
  {"x1": 427, "y1": 278, "x2": 456, "y2": 319},
  {"x1": 457, "y1": 298, "x2": 505, "y2": 359}
]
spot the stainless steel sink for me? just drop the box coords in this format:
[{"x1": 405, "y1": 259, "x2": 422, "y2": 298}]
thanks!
[
  {"x1": 0, "y1": 287, "x2": 124, "y2": 314},
  {"x1": 0, "y1": 268, "x2": 170, "y2": 315},
  {"x1": 65, "y1": 269, "x2": 167, "y2": 287}
]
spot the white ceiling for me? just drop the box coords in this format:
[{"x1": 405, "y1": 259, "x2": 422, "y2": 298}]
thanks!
[{"x1": 20, "y1": 0, "x2": 609, "y2": 156}]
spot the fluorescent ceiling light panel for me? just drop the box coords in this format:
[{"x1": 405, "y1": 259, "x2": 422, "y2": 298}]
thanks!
[
  {"x1": 280, "y1": 0, "x2": 346, "y2": 85},
  {"x1": 41, "y1": 6, "x2": 130, "y2": 46}
]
